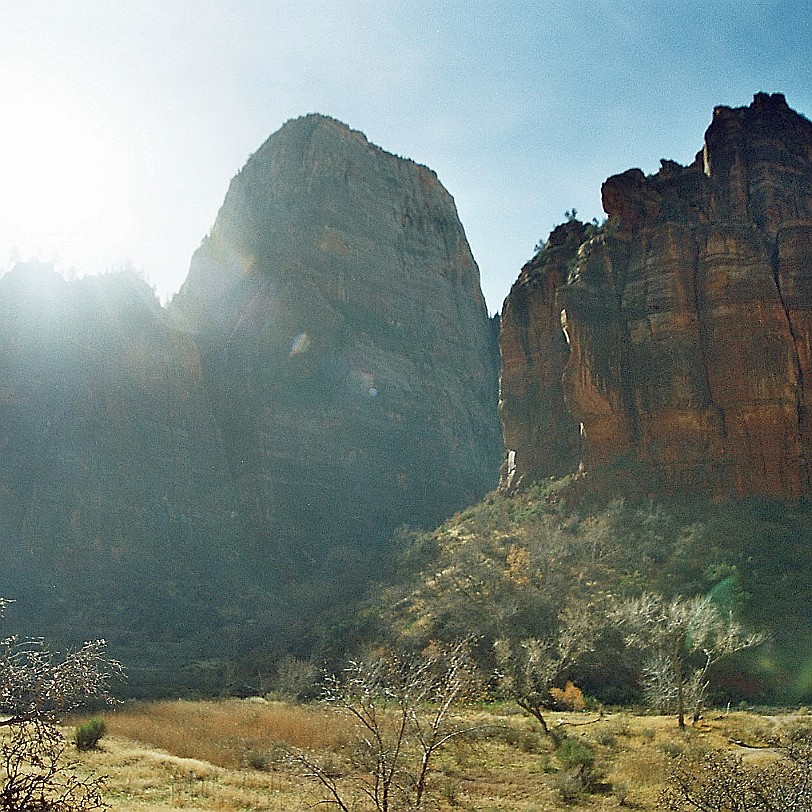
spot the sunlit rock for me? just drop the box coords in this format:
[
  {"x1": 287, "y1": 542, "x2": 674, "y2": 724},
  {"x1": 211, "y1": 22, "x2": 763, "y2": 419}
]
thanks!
[{"x1": 500, "y1": 93, "x2": 812, "y2": 498}]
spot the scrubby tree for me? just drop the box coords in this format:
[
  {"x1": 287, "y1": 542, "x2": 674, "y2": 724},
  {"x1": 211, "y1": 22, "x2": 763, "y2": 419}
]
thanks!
[
  {"x1": 614, "y1": 593, "x2": 764, "y2": 728},
  {"x1": 663, "y1": 734, "x2": 812, "y2": 810},
  {"x1": 0, "y1": 599, "x2": 121, "y2": 811},
  {"x1": 290, "y1": 644, "x2": 475, "y2": 812},
  {"x1": 494, "y1": 601, "x2": 599, "y2": 734}
]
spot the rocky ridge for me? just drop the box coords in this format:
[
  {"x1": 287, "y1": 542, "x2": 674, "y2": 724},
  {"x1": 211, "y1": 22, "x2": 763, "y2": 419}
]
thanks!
[{"x1": 500, "y1": 93, "x2": 812, "y2": 497}]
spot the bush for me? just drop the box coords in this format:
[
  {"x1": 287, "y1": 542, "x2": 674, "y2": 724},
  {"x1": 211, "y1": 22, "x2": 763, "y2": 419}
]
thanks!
[
  {"x1": 267, "y1": 656, "x2": 320, "y2": 702},
  {"x1": 550, "y1": 681, "x2": 586, "y2": 711},
  {"x1": 556, "y1": 736, "x2": 596, "y2": 772},
  {"x1": 662, "y1": 739, "x2": 812, "y2": 810},
  {"x1": 289, "y1": 646, "x2": 474, "y2": 812},
  {"x1": 73, "y1": 718, "x2": 107, "y2": 751},
  {"x1": 0, "y1": 601, "x2": 119, "y2": 811},
  {"x1": 552, "y1": 735, "x2": 605, "y2": 800}
]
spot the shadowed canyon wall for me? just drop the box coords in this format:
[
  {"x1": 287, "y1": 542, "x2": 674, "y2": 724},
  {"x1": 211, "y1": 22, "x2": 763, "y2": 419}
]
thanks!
[
  {"x1": 0, "y1": 117, "x2": 501, "y2": 687},
  {"x1": 500, "y1": 93, "x2": 812, "y2": 497},
  {"x1": 0, "y1": 266, "x2": 247, "y2": 686},
  {"x1": 170, "y1": 113, "x2": 501, "y2": 556}
]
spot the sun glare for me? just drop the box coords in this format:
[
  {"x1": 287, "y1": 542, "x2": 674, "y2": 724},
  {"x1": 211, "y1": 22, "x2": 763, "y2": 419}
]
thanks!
[{"x1": 0, "y1": 69, "x2": 141, "y2": 280}]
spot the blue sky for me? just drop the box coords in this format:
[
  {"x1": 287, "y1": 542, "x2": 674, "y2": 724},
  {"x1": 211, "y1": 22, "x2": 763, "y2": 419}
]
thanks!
[{"x1": 1, "y1": 1, "x2": 810, "y2": 312}]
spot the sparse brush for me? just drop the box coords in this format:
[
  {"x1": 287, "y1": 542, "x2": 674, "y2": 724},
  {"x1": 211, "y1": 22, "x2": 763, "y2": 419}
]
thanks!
[
  {"x1": 718, "y1": 711, "x2": 778, "y2": 746},
  {"x1": 657, "y1": 740, "x2": 686, "y2": 759},
  {"x1": 662, "y1": 742, "x2": 812, "y2": 811},
  {"x1": 65, "y1": 699, "x2": 812, "y2": 812},
  {"x1": 595, "y1": 728, "x2": 617, "y2": 747}
]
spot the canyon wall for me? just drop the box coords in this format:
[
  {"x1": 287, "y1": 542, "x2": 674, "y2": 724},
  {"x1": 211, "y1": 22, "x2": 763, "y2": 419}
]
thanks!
[
  {"x1": 500, "y1": 93, "x2": 812, "y2": 497},
  {"x1": 171, "y1": 114, "x2": 501, "y2": 557},
  {"x1": 0, "y1": 265, "x2": 246, "y2": 687},
  {"x1": 0, "y1": 116, "x2": 501, "y2": 686}
]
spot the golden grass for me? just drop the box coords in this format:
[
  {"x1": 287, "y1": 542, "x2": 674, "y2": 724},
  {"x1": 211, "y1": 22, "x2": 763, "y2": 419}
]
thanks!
[
  {"x1": 72, "y1": 735, "x2": 314, "y2": 811},
  {"x1": 62, "y1": 700, "x2": 812, "y2": 812},
  {"x1": 97, "y1": 698, "x2": 351, "y2": 770}
]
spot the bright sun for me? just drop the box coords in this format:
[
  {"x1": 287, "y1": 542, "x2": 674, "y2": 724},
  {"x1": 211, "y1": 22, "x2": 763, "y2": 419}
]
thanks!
[{"x1": 0, "y1": 69, "x2": 140, "y2": 278}]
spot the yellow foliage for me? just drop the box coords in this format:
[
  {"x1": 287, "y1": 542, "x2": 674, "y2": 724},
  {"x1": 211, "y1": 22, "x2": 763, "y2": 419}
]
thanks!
[{"x1": 550, "y1": 681, "x2": 586, "y2": 711}]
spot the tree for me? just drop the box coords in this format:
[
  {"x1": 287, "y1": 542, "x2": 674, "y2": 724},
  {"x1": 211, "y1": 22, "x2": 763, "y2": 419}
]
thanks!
[
  {"x1": 0, "y1": 599, "x2": 121, "y2": 811},
  {"x1": 663, "y1": 735, "x2": 812, "y2": 810},
  {"x1": 493, "y1": 601, "x2": 598, "y2": 734},
  {"x1": 613, "y1": 593, "x2": 764, "y2": 728},
  {"x1": 289, "y1": 644, "x2": 474, "y2": 812}
]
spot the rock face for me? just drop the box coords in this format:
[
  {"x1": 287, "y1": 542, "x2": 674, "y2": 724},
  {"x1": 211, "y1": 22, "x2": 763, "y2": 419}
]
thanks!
[
  {"x1": 0, "y1": 117, "x2": 500, "y2": 688},
  {"x1": 171, "y1": 114, "x2": 501, "y2": 555},
  {"x1": 0, "y1": 264, "x2": 245, "y2": 688},
  {"x1": 499, "y1": 221, "x2": 584, "y2": 490},
  {"x1": 500, "y1": 93, "x2": 812, "y2": 497}
]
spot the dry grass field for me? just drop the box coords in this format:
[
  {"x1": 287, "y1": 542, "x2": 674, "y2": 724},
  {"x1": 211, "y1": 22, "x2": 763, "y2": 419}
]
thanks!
[{"x1": 63, "y1": 699, "x2": 810, "y2": 811}]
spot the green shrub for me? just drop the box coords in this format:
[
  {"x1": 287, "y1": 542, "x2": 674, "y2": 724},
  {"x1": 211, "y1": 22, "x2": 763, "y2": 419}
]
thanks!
[
  {"x1": 73, "y1": 717, "x2": 107, "y2": 751},
  {"x1": 556, "y1": 736, "x2": 596, "y2": 771},
  {"x1": 552, "y1": 736, "x2": 605, "y2": 800}
]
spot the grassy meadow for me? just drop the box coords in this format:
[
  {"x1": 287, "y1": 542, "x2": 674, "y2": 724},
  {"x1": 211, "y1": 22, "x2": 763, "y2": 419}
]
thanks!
[{"x1": 65, "y1": 698, "x2": 811, "y2": 811}]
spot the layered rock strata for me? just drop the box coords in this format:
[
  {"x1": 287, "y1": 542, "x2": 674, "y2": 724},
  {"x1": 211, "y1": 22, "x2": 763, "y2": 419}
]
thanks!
[{"x1": 500, "y1": 93, "x2": 812, "y2": 497}]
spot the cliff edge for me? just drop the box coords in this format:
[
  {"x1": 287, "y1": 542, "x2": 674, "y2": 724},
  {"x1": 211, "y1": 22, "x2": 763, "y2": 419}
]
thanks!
[{"x1": 500, "y1": 93, "x2": 812, "y2": 497}]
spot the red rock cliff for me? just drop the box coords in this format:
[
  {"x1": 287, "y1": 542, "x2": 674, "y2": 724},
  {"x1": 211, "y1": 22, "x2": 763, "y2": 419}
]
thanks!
[{"x1": 500, "y1": 93, "x2": 812, "y2": 497}]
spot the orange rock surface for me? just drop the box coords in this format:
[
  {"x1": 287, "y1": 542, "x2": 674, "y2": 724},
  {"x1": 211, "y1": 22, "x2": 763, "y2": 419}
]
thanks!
[{"x1": 500, "y1": 93, "x2": 812, "y2": 497}]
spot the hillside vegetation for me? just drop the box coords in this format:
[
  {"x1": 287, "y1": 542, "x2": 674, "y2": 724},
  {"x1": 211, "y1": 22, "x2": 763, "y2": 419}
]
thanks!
[{"x1": 373, "y1": 479, "x2": 812, "y2": 706}]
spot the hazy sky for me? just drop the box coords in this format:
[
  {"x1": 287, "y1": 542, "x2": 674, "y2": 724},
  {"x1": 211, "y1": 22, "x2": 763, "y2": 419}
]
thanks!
[{"x1": 1, "y1": 1, "x2": 810, "y2": 313}]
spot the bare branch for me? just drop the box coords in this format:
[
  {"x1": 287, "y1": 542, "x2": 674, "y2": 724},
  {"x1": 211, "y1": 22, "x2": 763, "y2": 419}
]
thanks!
[
  {"x1": 290, "y1": 644, "x2": 476, "y2": 811},
  {"x1": 613, "y1": 592, "x2": 764, "y2": 728},
  {"x1": 0, "y1": 599, "x2": 121, "y2": 811}
]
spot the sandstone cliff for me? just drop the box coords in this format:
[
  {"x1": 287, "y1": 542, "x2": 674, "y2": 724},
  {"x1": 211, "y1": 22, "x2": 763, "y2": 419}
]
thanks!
[
  {"x1": 500, "y1": 93, "x2": 812, "y2": 497},
  {"x1": 171, "y1": 114, "x2": 501, "y2": 561},
  {"x1": 0, "y1": 263, "x2": 246, "y2": 686},
  {"x1": 0, "y1": 117, "x2": 500, "y2": 687}
]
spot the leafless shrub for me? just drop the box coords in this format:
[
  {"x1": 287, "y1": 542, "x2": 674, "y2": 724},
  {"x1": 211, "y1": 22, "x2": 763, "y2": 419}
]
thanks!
[
  {"x1": 614, "y1": 593, "x2": 764, "y2": 727},
  {"x1": 662, "y1": 736, "x2": 812, "y2": 811},
  {"x1": 289, "y1": 643, "x2": 476, "y2": 812},
  {"x1": 0, "y1": 600, "x2": 122, "y2": 811},
  {"x1": 494, "y1": 601, "x2": 598, "y2": 734}
]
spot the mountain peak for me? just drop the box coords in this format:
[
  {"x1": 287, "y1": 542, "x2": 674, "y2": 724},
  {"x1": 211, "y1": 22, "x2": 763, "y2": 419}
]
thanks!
[{"x1": 172, "y1": 110, "x2": 500, "y2": 568}]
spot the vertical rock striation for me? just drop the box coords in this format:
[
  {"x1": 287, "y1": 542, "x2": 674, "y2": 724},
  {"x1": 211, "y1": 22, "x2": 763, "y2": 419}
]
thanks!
[
  {"x1": 500, "y1": 93, "x2": 812, "y2": 497},
  {"x1": 499, "y1": 221, "x2": 584, "y2": 490},
  {"x1": 171, "y1": 114, "x2": 501, "y2": 563}
]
